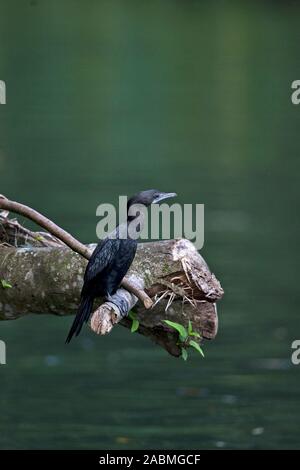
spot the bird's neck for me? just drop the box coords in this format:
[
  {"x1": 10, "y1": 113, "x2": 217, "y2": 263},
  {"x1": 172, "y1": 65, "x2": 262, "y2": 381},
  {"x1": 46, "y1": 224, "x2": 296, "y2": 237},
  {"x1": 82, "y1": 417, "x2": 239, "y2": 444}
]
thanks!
[{"x1": 125, "y1": 208, "x2": 145, "y2": 239}]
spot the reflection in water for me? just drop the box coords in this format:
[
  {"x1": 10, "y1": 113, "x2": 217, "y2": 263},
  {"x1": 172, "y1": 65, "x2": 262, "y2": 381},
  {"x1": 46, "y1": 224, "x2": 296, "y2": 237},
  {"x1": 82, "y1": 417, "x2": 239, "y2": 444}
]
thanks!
[{"x1": 0, "y1": 0, "x2": 300, "y2": 449}]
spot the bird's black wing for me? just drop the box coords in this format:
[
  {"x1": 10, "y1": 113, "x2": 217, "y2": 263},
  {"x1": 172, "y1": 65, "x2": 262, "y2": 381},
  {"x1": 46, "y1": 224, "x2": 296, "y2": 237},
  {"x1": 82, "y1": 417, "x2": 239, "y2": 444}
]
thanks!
[
  {"x1": 83, "y1": 237, "x2": 121, "y2": 284},
  {"x1": 65, "y1": 238, "x2": 121, "y2": 343}
]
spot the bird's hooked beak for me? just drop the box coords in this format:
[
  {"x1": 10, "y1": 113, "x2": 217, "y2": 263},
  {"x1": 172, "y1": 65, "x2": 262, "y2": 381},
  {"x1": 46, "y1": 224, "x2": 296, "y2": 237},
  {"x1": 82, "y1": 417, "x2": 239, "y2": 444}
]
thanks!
[{"x1": 153, "y1": 192, "x2": 177, "y2": 204}]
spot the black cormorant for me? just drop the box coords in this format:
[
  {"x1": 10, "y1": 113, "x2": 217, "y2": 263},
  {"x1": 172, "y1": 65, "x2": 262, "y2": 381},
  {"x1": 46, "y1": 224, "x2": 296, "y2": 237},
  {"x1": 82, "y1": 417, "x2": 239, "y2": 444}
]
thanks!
[{"x1": 66, "y1": 189, "x2": 176, "y2": 343}]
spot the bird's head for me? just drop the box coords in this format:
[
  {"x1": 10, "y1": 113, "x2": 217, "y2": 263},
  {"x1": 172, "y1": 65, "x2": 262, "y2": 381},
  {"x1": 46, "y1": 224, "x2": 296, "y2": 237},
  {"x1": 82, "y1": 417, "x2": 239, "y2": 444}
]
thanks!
[{"x1": 127, "y1": 189, "x2": 177, "y2": 210}]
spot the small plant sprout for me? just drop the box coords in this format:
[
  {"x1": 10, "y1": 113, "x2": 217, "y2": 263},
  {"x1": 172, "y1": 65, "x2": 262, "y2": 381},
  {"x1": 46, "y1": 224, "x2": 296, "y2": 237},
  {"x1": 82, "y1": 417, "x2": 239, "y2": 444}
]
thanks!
[
  {"x1": 1, "y1": 279, "x2": 12, "y2": 289},
  {"x1": 163, "y1": 319, "x2": 205, "y2": 361},
  {"x1": 128, "y1": 311, "x2": 139, "y2": 333}
]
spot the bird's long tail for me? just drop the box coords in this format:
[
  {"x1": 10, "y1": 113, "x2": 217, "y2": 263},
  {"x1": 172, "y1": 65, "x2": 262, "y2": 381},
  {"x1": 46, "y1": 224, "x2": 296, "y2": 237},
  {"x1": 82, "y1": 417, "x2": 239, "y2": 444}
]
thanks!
[{"x1": 65, "y1": 295, "x2": 93, "y2": 343}]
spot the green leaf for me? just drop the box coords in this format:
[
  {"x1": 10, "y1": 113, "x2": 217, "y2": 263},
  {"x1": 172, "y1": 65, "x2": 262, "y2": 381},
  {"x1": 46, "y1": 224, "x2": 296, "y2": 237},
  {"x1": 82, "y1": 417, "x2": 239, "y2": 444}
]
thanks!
[
  {"x1": 181, "y1": 348, "x2": 188, "y2": 361},
  {"x1": 35, "y1": 235, "x2": 44, "y2": 241},
  {"x1": 163, "y1": 320, "x2": 188, "y2": 340},
  {"x1": 187, "y1": 321, "x2": 201, "y2": 338},
  {"x1": 131, "y1": 318, "x2": 139, "y2": 333},
  {"x1": 1, "y1": 279, "x2": 12, "y2": 289},
  {"x1": 128, "y1": 311, "x2": 139, "y2": 333},
  {"x1": 189, "y1": 340, "x2": 205, "y2": 357},
  {"x1": 190, "y1": 331, "x2": 201, "y2": 338}
]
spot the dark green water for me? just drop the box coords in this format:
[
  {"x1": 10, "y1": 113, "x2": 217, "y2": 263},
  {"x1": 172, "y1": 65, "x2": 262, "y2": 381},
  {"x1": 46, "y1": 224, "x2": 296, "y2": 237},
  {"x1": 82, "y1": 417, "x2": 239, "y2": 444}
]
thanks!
[{"x1": 0, "y1": 0, "x2": 300, "y2": 449}]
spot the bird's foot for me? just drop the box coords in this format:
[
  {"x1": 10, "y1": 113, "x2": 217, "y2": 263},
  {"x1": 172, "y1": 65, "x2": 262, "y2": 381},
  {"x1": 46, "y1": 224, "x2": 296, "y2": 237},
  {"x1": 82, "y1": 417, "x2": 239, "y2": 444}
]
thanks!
[
  {"x1": 105, "y1": 293, "x2": 128, "y2": 318},
  {"x1": 106, "y1": 293, "x2": 114, "y2": 303},
  {"x1": 118, "y1": 298, "x2": 129, "y2": 318}
]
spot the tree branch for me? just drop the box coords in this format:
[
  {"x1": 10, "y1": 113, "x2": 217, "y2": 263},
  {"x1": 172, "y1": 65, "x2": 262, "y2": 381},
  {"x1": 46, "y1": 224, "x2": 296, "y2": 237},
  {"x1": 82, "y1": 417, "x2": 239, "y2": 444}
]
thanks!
[
  {"x1": 0, "y1": 218, "x2": 224, "y2": 356},
  {"x1": 0, "y1": 195, "x2": 152, "y2": 308}
]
